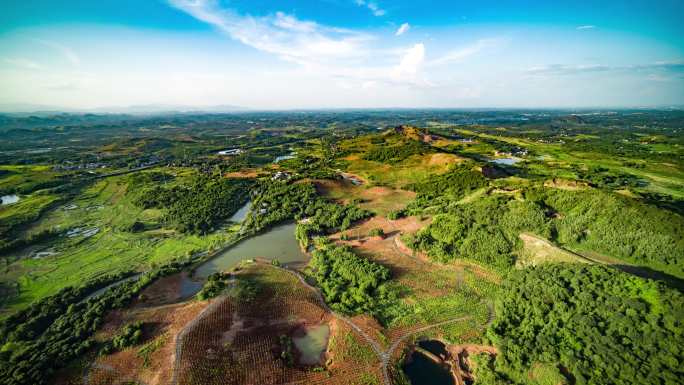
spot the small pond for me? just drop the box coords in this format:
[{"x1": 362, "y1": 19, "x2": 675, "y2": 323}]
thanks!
[
  {"x1": 274, "y1": 154, "x2": 296, "y2": 163},
  {"x1": 293, "y1": 324, "x2": 330, "y2": 365},
  {"x1": 490, "y1": 157, "x2": 520, "y2": 166},
  {"x1": 180, "y1": 274, "x2": 205, "y2": 298},
  {"x1": 418, "y1": 339, "x2": 448, "y2": 358},
  {"x1": 229, "y1": 201, "x2": 251, "y2": 222},
  {"x1": 1, "y1": 194, "x2": 20, "y2": 205},
  {"x1": 403, "y1": 350, "x2": 455, "y2": 385},
  {"x1": 194, "y1": 223, "x2": 308, "y2": 279}
]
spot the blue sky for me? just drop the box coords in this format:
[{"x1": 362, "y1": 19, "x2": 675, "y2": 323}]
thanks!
[{"x1": 1, "y1": 0, "x2": 683, "y2": 109}]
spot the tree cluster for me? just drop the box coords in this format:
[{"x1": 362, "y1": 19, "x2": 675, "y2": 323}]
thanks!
[
  {"x1": 307, "y1": 241, "x2": 395, "y2": 316},
  {"x1": 487, "y1": 264, "x2": 683, "y2": 385},
  {"x1": 135, "y1": 174, "x2": 253, "y2": 234},
  {"x1": 0, "y1": 261, "x2": 191, "y2": 385}
]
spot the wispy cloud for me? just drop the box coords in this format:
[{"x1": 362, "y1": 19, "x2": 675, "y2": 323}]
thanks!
[
  {"x1": 3, "y1": 57, "x2": 42, "y2": 70},
  {"x1": 355, "y1": 0, "x2": 386, "y2": 16},
  {"x1": 428, "y1": 39, "x2": 499, "y2": 67},
  {"x1": 168, "y1": 1, "x2": 371, "y2": 67},
  {"x1": 33, "y1": 39, "x2": 80, "y2": 66},
  {"x1": 576, "y1": 25, "x2": 596, "y2": 30},
  {"x1": 527, "y1": 60, "x2": 684, "y2": 75},
  {"x1": 169, "y1": 0, "x2": 437, "y2": 88},
  {"x1": 395, "y1": 23, "x2": 410, "y2": 36}
]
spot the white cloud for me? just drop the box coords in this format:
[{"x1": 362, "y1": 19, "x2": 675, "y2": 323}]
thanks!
[
  {"x1": 576, "y1": 25, "x2": 596, "y2": 30},
  {"x1": 169, "y1": 0, "x2": 436, "y2": 88},
  {"x1": 168, "y1": 1, "x2": 371, "y2": 67},
  {"x1": 527, "y1": 60, "x2": 684, "y2": 76},
  {"x1": 395, "y1": 23, "x2": 410, "y2": 36},
  {"x1": 33, "y1": 39, "x2": 81, "y2": 66},
  {"x1": 355, "y1": 0, "x2": 386, "y2": 16},
  {"x1": 3, "y1": 57, "x2": 42, "y2": 70}
]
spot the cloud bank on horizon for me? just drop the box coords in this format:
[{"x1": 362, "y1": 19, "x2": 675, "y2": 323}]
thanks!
[{"x1": 0, "y1": 0, "x2": 682, "y2": 110}]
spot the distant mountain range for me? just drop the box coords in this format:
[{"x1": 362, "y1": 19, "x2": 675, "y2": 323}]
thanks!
[{"x1": 0, "y1": 103, "x2": 248, "y2": 115}]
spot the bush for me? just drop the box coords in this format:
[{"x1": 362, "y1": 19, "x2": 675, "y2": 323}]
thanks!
[
  {"x1": 488, "y1": 264, "x2": 684, "y2": 385},
  {"x1": 369, "y1": 228, "x2": 384, "y2": 238}
]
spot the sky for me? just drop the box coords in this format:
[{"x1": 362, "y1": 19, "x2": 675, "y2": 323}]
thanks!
[{"x1": 1, "y1": 0, "x2": 683, "y2": 110}]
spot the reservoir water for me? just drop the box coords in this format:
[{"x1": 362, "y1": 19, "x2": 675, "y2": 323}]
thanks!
[
  {"x1": 1, "y1": 194, "x2": 19, "y2": 205},
  {"x1": 293, "y1": 324, "x2": 330, "y2": 365},
  {"x1": 274, "y1": 154, "x2": 295, "y2": 162},
  {"x1": 403, "y1": 350, "x2": 455, "y2": 385},
  {"x1": 490, "y1": 157, "x2": 520, "y2": 166},
  {"x1": 229, "y1": 201, "x2": 251, "y2": 222},
  {"x1": 194, "y1": 223, "x2": 307, "y2": 279}
]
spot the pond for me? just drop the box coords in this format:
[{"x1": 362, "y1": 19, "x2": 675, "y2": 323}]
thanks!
[
  {"x1": 403, "y1": 350, "x2": 455, "y2": 385},
  {"x1": 490, "y1": 157, "x2": 520, "y2": 166},
  {"x1": 229, "y1": 201, "x2": 251, "y2": 222},
  {"x1": 293, "y1": 324, "x2": 330, "y2": 365},
  {"x1": 180, "y1": 273, "x2": 205, "y2": 298},
  {"x1": 418, "y1": 340, "x2": 448, "y2": 358},
  {"x1": 1, "y1": 194, "x2": 19, "y2": 205},
  {"x1": 274, "y1": 154, "x2": 295, "y2": 163},
  {"x1": 193, "y1": 223, "x2": 308, "y2": 279}
]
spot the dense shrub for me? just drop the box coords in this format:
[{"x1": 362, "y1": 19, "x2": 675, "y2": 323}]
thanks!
[
  {"x1": 244, "y1": 180, "x2": 372, "y2": 247},
  {"x1": 0, "y1": 260, "x2": 191, "y2": 385},
  {"x1": 542, "y1": 188, "x2": 684, "y2": 278},
  {"x1": 135, "y1": 175, "x2": 253, "y2": 234},
  {"x1": 307, "y1": 242, "x2": 396, "y2": 317},
  {"x1": 488, "y1": 264, "x2": 684, "y2": 385},
  {"x1": 196, "y1": 272, "x2": 231, "y2": 300},
  {"x1": 363, "y1": 140, "x2": 434, "y2": 163},
  {"x1": 407, "y1": 196, "x2": 549, "y2": 270}
]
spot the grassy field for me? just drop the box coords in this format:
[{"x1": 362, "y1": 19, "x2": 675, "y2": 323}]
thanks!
[{"x1": 0, "y1": 169, "x2": 241, "y2": 317}]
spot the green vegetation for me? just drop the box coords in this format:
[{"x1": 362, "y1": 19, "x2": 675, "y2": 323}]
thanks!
[
  {"x1": 406, "y1": 163, "x2": 487, "y2": 202},
  {"x1": 363, "y1": 139, "x2": 434, "y2": 163},
  {"x1": 196, "y1": 272, "x2": 232, "y2": 300},
  {"x1": 135, "y1": 174, "x2": 253, "y2": 234},
  {"x1": 101, "y1": 321, "x2": 144, "y2": 354},
  {"x1": 487, "y1": 264, "x2": 683, "y2": 385},
  {"x1": 307, "y1": 240, "x2": 397, "y2": 317},
  {"x1": 1, "y1": 173, "x2": 241, "y2": 315},
  {"x1": 0, "y1": 260, "x2": 191, "y2": 385},
  {"x1": 245, "y1": 180, "x2": 372, "y2": 247},
  {"x1": 406, "y1": 195, "x2": 549, "y2": 270},
  {"x1": 406, "y1": 186, "x2": 683, "y2": 278},
  {"x1": 278, "y1": 335, "x2": 295, "y2": 367},
  {"x1": 368, "y1": 228, "x2": 384, "y2": 238}
]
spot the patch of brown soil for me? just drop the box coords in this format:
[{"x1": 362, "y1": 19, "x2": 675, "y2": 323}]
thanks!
[
  {"x1": 176, "y1": 264, "x2": 382, "y2": 385},
  {"x1": 224, "y1": 169, "x2": 260, "y2": 178},
  {"x1": 426, "y1": 153, "x2": 463, "y2": 167},
  {"x1": 544, "y1": 178, "x2": 589, "y2": 190},
  {"x1": 88, "y1": 301, "x2": 208, "y2": 385},
  {"x1": 314, "y1": 178, "x2": 416, "y2": 216},
  {"x1": 134, "y1": 273, "x2": 183, "y2": 306},
  {"x1": 448, "y1": 344, "x2": 498, "y2": 385}
]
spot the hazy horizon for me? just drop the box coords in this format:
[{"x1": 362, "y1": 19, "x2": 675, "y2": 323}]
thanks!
[{"x1": 2, "y1": 0, "x2": 683, "y2": 110}]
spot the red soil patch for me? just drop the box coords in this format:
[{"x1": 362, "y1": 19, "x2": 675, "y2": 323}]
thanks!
[
  {"x1": 175, "y1": 263, "x2": 383, "y2": 385},
  {"x1": 88, "y1": 301, "x2": 208, "y2": 385},
  {"x1": 224, "y1": 169, "x2": 260, "y2": 178}
]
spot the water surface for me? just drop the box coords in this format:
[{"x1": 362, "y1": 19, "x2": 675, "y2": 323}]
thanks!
[
  {"x1": 274, "y1": 154, "x2": 295, "y2": 162},
  {"x1": 194, "y1": 223, "x2": 307, "y2": 279},
  {"x1": 418, "y1": 340, "x2": 448, "y2": 358},
  {"x1": 293, "y1": 324, "x2": 330, "y2": 365},
  {"x1": 491, "y1": 157, "x2": 520, "y2": 166},
  {"x1": 229, "y1": 201, "x2": 251, "y2": 222},
  {"x1": 402, "y1": 350, "x2": 455, "y2": 385},
  {"x1": 1, "y1": 194, "x2": 19, "y2": 205}
]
